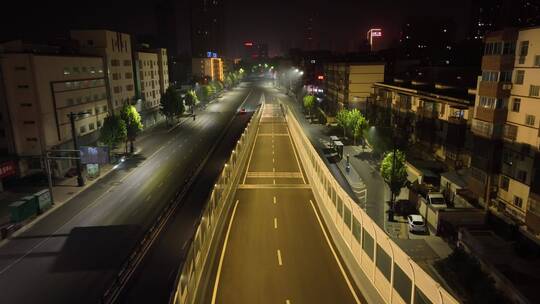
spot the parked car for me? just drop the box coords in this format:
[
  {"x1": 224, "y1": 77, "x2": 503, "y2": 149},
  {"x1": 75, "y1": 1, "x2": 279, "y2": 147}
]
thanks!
[
  {"x1": 407, "y1": 214, "x2": 427, "y2": 233},
  {"x1": 420, "y1": 192, "x2": 448, "y2": 209}
]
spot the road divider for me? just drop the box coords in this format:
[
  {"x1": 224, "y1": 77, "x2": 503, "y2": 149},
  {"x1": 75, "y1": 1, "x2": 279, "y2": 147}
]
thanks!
[{"x1": 170, "y1": 103, "x2": 263, "y2": 304}]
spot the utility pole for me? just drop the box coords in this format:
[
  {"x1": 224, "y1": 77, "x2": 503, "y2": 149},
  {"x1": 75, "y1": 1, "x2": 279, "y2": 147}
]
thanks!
[{"x1": 68, "y1": 112, "x2": 85, "y2": 186}]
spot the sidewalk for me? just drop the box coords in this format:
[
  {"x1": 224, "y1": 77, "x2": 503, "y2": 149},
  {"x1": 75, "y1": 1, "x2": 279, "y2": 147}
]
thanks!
[{"x1": 0, "y1": 113, "x2": 192, "y2": 230}]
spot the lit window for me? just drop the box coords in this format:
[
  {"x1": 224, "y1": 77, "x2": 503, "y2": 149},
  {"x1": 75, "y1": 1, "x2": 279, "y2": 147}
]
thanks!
[{"x1": 63, "y1": 67, "x2": 71, "y2": 75}]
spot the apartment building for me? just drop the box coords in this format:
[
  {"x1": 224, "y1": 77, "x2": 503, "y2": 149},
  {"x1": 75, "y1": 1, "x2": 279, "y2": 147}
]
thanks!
[
  {"x1": 0, "y1": 47, "x2": 107, "y2": 177},
  {"x1": 370, "y1": 80, "x2": 475, "y2": 170},
  {"x1": 324, "y1": 62, "x2": 385, "y2": 111},
  {"x1": 70, "y1": 30, "x2": 135, "y2": 113},
  {"x1": 469, "y1": 27, "x2": 540, "y2": 236},
  {"x1": 136, "y1": 51, "x2": 162, "y2": 127},
  {"x1": 192, "y1": 57, "x2": 224, "y2": 82},
  {"x1": 153, "y1": 48, "x2": 169, "y2": 95}
]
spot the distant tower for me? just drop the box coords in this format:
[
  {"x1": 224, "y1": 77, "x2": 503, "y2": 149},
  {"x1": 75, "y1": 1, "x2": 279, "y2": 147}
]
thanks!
[
  {"x1": 304, "y1": 12, "x2": 319, "y2": 51},
  {"x1": 366, "y1": 28, "x2": 382, "y2": 52}
]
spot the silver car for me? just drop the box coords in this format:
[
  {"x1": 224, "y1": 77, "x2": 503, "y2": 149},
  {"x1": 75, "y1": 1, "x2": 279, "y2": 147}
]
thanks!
[{"x1": 407, "y1": 214, "x2": 427, "y2": 233}]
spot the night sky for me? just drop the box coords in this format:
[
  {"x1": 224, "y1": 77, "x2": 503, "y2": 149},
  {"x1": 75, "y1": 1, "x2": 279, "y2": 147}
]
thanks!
[{"x1": 2, "y1": 0, "x2": 473, "y2": 57}]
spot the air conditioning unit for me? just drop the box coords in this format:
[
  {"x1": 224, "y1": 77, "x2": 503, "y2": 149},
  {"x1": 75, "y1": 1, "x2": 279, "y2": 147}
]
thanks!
[{"x1": 502, "y1": 84, "x2": 512, "y2": 90}]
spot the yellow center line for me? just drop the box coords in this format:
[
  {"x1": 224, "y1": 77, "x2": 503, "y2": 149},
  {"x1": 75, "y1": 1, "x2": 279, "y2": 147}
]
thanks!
[
  {"x1": 274, "y1": 217, "x2": 278, "y2": 229},
  {"x1": 277, "y1": 249, "x2": 283, "y2": 266}
]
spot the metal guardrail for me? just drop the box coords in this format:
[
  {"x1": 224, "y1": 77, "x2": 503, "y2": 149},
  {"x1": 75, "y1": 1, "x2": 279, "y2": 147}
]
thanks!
[
  {"x1": 169, "y1": 105, "x2": 262, "y2": 304},
  {"x1": 283, "y1": 103, "x2": 460, "y2": 304}
]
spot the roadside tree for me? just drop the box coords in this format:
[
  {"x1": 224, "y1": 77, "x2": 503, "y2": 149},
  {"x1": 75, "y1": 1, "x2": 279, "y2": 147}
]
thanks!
[
  {"x1": 380, "y1": 149, "x2": 408, "y2": 212},
  {"x1": 120, "y1": 104, "x2": 144, "y2": 154}
]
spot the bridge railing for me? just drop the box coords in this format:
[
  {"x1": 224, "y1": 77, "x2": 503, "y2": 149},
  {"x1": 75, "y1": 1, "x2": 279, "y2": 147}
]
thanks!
[
  {"x1": 283, "y1": 104, "x2": 459, "y2": 304},
  {"x1": 170, "y1": 105, "x2": 262, "y2": 304}
]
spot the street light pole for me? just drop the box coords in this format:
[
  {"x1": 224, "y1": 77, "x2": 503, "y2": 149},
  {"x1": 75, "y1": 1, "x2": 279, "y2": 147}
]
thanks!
[{"x1": 68, "y1": 112, "x2": 85, "y2": 186}]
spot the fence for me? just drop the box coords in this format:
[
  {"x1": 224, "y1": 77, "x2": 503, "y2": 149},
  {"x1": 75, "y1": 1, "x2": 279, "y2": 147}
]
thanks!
[
  {"x1": 170, "y1": 105, "x2": 262, "y2": 304},
  {"x1": 284, "y1": 104, "x2": 459, "y2": 304}
]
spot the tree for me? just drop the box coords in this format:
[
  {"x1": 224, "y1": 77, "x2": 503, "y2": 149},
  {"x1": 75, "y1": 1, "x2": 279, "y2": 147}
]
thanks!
[
  {"x1": 380, "y1": 150, "x2": 408, "y2": 210},
  {"x1": 303, "y1": 95, "x2": 316, "y2": 119},
  {"x1": 184, "y1": 89, "x2": 199, "y2": 113},
  {"x1": 352, "y1": 113, "x2": 368, "y2": 146},
  {"x1": 120, "y1": 104, "x2": 143, "y2": 154},
  {"x1": 213, "y1": 81, "x2": 224, "y2": 92},
  {"x1": 160, "y1": 87, "x2": 184, "y2": 125},
  {"x1": 99, "y1": 114, "x2": 127, "y2": 153},
  {"x1": 336, "y1": 109, "x2": 350, "y2": 139}
]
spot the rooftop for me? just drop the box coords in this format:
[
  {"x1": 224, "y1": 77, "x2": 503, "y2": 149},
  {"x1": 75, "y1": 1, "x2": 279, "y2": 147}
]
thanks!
[{"x1": 375, "y1": 79, "x2": 475, "y2": 106}]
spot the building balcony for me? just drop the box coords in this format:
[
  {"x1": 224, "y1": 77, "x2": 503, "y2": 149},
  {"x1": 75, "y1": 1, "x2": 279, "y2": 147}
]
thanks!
[
  {"x1": 416, "y1": 106, "x2": 437, "y2": 119},
  {"x1": 502, "y1": 124, "x2": 518, "y2": 141},
  {"x1": 478, "y1": 81, "x2": 512, "y2": 98},
  {"x1": 481, "y1": 54, "x2": 515, "y2": 71},
  {"x1": 448, "y1": 116, "x2": 467, "y2": 125},
  {"x1": 475, "y1": 107, "x2": 508, "y2": 125}
]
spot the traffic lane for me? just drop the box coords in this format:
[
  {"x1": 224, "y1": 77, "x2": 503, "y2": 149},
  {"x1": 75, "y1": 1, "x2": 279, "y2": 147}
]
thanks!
[
  {"x1": 215, "y1": 188, "x2": 360, "y2": 304},
  {"x1": 0, "y1": 85, "x2": 254, "y2": 265},
  {"x1": 116, "y1": 99, "x2": 260, "y2": 304},
  {"x1": 264, "y1": 87, "x2": 362, "y2": 203},
  {"x1": 0, "y1": 87, "x2": 256, "y2": 304}
]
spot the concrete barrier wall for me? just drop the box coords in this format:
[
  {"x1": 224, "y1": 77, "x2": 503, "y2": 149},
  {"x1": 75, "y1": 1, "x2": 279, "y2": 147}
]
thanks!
[
  {"x1": 171, "y1": 106, "x2": 262, "y2": 304},
  {"x1": 284, "y1": 104, "x2": 459, "y2": 304}
]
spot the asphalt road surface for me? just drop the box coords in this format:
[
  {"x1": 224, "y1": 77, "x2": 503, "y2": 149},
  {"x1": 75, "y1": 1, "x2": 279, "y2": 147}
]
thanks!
[
  {"x1": 116, "y1": 83, "x2": 265, "y2": 304},
  {"x1": 205, "y1": 101, "x2": 366, "y2": 304},
  {"x1": 0, "y1": 81, "x2": 260, "y2": 304}
]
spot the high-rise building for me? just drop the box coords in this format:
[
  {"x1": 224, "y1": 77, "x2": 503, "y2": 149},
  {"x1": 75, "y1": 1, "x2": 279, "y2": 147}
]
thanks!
[
  {"x1": 257, "y1": 43, "x2": 269, "y2": 60},
  {"x1": 0, "y1": 41, "x2": 108, "y2": 177},
  {"x1": 399, "y1": 17, "x2": 456, "y2": 65},
  {"x1": 191, "y1": 0, "x2": 226, "y2": 58},
  {"x1": 468, "y1": 0, "x2": 540, "y2": 40},
  {"x1": 70, "y1": 30, "x2": 136, "y2": 113},
  {"x1": 469, "y1": 26, "x2": 540, "y2": 235}
]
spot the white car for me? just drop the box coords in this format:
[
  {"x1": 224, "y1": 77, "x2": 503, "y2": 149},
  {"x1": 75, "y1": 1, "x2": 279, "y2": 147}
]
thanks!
[{"x1": 407, "y1": 214, "x2": 427, "y2": 233}]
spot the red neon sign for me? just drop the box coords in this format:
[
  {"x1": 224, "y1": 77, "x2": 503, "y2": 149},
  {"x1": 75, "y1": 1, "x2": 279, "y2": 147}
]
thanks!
[{"x1": 317, "y1": 75, "x2": 324, "y2": 80}]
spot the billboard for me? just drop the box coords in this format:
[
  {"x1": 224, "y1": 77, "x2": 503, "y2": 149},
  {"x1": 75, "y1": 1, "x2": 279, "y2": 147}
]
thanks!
[{"x1": 80, "y1": 146, "x2": 109, "y2": 164}]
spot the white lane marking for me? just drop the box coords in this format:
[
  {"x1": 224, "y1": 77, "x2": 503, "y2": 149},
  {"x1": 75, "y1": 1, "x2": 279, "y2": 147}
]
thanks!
[
  {"x1": 274, "y1": 217, "x2": 278, "y2": 229},
  {"x1": 145, "y1": 194, "x2": 152, "y2": 202},
  {"x1": 272, "y1": 157, "x2": 275, "y2": 163},
  {"x1": 277, "y1": 249, "x2": 283, "y2": 266},
  {"x1": 286, "y1": 300, "x2": 291, "y2": 304},
  {"x1": 273, "y1": 179, "x2": 276, "y2": 185},
  {"x1": 287, "y1": 128, "x2": 307, "y2": 184},
  {"x1": 308, "y1": 200, "x2": 361, "y2": 304},
  {"x1": 211, "y1": 199, "x2": 240, "y2": 304},
  {"x1": 273, "y1": 196, "x2": 276, "y2": 204},
  {"x1": 242, "y1": 126, "x2": 260, "y2": 184},
  {"x1": 158, "y1": 181, "x2": 163, "y2": 189}
]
